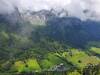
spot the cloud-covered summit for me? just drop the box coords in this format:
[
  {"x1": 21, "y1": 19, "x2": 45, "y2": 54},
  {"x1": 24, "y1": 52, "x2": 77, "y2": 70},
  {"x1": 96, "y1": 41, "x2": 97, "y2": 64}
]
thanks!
[{"x1": 0, "y1": 0, "x2": 100, "y2": 21}]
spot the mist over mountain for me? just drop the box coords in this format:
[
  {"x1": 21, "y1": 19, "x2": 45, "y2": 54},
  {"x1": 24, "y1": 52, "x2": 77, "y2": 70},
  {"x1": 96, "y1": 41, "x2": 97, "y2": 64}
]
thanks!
[{"x1": 0, "y1": 0, "x2": 100, "y2": 21}]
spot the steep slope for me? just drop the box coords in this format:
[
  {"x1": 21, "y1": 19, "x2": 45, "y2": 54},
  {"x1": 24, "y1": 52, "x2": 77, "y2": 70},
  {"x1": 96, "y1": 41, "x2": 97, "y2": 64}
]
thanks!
[{"x1": 0, "y1": 9, "x2": 100, "y2": 74}]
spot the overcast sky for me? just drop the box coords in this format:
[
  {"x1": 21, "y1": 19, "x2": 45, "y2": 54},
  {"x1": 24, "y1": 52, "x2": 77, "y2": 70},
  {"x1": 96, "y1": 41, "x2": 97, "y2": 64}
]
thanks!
[{"x1": 0, "y1": 0, "x2": 100, "y2": 21}]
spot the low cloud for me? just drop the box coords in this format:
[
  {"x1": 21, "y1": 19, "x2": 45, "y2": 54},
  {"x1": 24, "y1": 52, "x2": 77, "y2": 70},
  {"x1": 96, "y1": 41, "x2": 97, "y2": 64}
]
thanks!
[{"x1": 0, "y1": 0, "x2": 100, "y2": 21}]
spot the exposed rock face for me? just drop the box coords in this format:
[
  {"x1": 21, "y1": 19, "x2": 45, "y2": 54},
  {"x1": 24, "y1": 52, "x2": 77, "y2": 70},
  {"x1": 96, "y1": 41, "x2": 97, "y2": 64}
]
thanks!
[{"x1": 0, "y1": 8, "x2": 69, "y2": 26}]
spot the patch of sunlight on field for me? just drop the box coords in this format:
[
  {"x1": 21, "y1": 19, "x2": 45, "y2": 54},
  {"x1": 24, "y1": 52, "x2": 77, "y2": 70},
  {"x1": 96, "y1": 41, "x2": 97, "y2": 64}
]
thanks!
[
  {"x1": 60, "y1": 49, "x2": 100, "y2": 69},
  {"x1": 41, "y1": 53, "x2": 71, "y2": 70},
  {"x1": 90, "y1": 47, "x2": 100, "y2": 54},
  {"x1": 27, "y1": 59, "x2": 41, "y2": 71},
  {"x1": 14, "y1": 61, "x2": 25, "y2": 72},
  {"x1": 14, "y1": 59, "x2": 41, "y2": 73}
]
